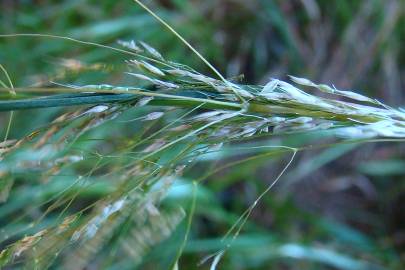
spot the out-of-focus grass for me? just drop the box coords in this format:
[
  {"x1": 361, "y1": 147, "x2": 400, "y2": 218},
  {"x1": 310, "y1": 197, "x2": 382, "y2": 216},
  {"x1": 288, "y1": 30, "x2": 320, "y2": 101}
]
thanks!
[{"x1": 0, "y1": 0, "x2": 405, "y2": 269}]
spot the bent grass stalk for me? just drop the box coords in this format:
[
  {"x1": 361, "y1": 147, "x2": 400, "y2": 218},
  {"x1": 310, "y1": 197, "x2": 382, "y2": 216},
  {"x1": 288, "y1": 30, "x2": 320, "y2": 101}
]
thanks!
[{"x1": 132, "y1": 0, "x2": 247, "y2": 104}]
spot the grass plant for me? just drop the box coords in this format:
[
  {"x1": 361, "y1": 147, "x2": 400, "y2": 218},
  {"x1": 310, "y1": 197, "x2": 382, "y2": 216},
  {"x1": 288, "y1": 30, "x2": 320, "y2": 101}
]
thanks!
[{"x1": 0, "y1": 1, "x2": 404, "y2": 269}]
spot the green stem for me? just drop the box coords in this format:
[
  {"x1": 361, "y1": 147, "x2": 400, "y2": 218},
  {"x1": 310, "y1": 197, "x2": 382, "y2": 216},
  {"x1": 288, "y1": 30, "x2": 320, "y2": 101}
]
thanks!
[{"x1": 0, "y1": 87, "x2": 243, "y2": 111}]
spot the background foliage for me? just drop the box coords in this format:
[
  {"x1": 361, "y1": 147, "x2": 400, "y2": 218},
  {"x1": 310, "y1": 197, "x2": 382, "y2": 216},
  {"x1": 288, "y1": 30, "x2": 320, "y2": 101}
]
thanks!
[{"x1": 0, "y1": 0, "x2": 404, "y2": 269}]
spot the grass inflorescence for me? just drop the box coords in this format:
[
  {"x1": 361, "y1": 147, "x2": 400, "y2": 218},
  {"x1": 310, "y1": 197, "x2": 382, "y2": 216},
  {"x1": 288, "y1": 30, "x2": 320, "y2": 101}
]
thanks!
[
  {"x1": 0, "y1": 1, "x2": 404, "y2": 269},
  {"x1": 0, "y1": 38, "x2": 404, "y2": 269}
]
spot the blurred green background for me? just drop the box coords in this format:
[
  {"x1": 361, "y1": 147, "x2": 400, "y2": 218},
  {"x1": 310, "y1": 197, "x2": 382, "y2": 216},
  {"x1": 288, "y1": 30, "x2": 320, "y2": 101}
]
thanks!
[{"x1": 1, "y1": 0, "x2": 405, "y2": 269}]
